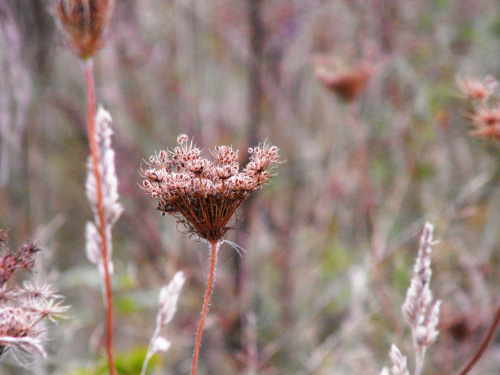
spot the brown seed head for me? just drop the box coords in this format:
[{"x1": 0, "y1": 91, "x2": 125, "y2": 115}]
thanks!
[
  {"x1": 55, "y1": 0, "x2": 115, "y2": 59},
  {"x1": 315, "y1": 59, "x2": 373, "y2": 102},
  {"x1": 141, "y1": 135, "x2": 280, "y2": 241}
]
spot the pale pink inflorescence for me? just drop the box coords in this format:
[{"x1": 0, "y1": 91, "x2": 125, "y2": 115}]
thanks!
[
  {"x1": 458, "y1": 75, "x2": 500, "y2": 139},
  {"x1": 402, "y1": 222, "x2": 441, "y2": 350},
  {"x1": 381, "y1": 223, "x2": 441, "y2": 375},
  {"x1": 0, "y1": 231, "x2": 68, "y2": 361},
  {"x1": 85, "y1": 107, "x2": 123, "y2": 276},
  {"x1": 388, "y1": 345, "x2": 410, "y2": 375},
  {"x1": 457, "y1": 75, "x2": 498, "y2": 102},
  {"x1": 141, "y1": 271, "x2": 185, "y2": 375},
  {"x1": 141, "y1": 135, "x2": 280, "y2": 242}
]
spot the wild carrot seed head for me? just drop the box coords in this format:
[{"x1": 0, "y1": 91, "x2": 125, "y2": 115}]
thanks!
[
  {"x1": 55, "y1": 0, "x2": 115, "y2": 59},
  {"x1": 142, "y1": 135, "x2": 280, "y2": 242}
]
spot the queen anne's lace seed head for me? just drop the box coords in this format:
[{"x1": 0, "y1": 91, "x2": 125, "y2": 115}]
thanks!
[{"x1": 141, "y1": 135, "x2": 280, "y2": 241}]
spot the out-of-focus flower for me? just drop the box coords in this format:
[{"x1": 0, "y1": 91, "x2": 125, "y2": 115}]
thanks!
[
  {"x1": 314, "y1": 57, "x2": 374, "y2": 102},
  {"x1": 457, "y1": 75, "x2": 498, "y2": 102},
  {"x1": 55, "y1": 0, "x2": 115, "y2": 59}
]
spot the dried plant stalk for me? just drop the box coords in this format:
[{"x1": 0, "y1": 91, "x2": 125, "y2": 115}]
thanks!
[
  {"x1": 142, "y1": 135, "x2": 279, "y2": 374},
  {"x1": 83, "y1": 60, "x2": 120, "y2": 375}
]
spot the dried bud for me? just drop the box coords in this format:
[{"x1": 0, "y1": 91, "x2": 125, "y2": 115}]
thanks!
[{"x1": 55, "y1": 0, "x2": 115, "y2": 59}]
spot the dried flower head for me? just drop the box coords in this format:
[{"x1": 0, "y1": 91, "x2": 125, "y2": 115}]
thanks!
[
  {"x1": 314, "y1": 58, "x2": 373, "y2": 102},
  {"x1": 142, "y1": 135, "x2": 280, "y2": 242},
  {"x1": 0, "y1": 232, "x2": 68, "y2": 364},
  {"x1": 457, "y1": 75, "x2": 498, "y2": 102},
  {"x1": 467, "y1": 105, "x2": 500, "y2": 139},
  {"x1": 0, "y1": 239, "x2": 41, "y2": 287},
  {"x1": 55, "y1": 0, "x2": 115, "y2": 59},
  {"x1": 0, "y1": 285, "x2": 68, "y2": 360}
]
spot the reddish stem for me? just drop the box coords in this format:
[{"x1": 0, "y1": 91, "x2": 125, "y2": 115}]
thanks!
[
  {"x1": 191, "y1": 240, "x2": 218, "y2": 375},
  {"x1": 84, "y1": 59, "x2": 116, "y2": 375},
  {"x1": 456, "y1": 301, "x2": 500, "y2": 375}
]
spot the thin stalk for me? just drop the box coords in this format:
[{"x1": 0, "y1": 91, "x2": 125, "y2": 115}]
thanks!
[
  {"x1": 191, "y1": 240, "x2": 219, "y2": 375},
  {"x1": 456, "y1": 301, "x2": 500, "y2": 375},
  {"x1": 140, "y1": 324, "x2": 161, "y2": 375},
  {"x1": 84, "y1": 59, "x2": 116, "y2": 375}
]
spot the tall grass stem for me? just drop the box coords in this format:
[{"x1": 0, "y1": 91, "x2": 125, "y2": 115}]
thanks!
[{"x1": 84, "y1": 59, "x2": 116, "y2": 375}]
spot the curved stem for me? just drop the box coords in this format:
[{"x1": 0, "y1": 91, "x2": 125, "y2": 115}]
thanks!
[
  {"x1": 191, "y1": 240, "x2": 219, "y2": 375},
  {"x1": 84, "y1": 59, "x2": 116, "y2": 375},
  {"x1": 456, "y1": 301, "x2": 500, "y2": 375}
]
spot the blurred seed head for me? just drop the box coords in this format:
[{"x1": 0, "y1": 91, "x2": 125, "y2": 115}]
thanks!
[
  {"x1": 314, "y1": 58, "x2": 374, "y2": 102},
  {"x1": 55, "y1": 0, "x2": 115, "y2": 59},
  {"x1": 459, "y1": 74, "x2": 500, "y2": 140},
  {"x1": 457, "y1": 75, "x2": 498, "y2": 102}
]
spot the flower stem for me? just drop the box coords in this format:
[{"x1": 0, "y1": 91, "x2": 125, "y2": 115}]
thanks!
[
  {"x1": 456, "y1": 301, "x2": 500, "y2": 375},
  {"x1": 84, "y1": 59, "x2": 116, "y2": 375},
  {"x1": 191, "y1": 240, "x2": 219, "y2": 375}
]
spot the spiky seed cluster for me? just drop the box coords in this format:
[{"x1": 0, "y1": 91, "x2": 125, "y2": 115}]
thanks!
[
  {"x1": 0, "y1": 231, "x2": 68, "y2": 361},
  {"x1": 0, "y1": 284, "x2": 68, "y2": 359},
  {"x1": 458, "y1": 75, "x2": 500, "y2": 139},
  {"x1": 0, "y1": 235, "x2": 41, "y2": 287},
  {"x1": 55, "y1": 0, "x2": 115, "y2": 59},
  {"x1": 142, "y1": 135, "x2": 279, "y2": 242}
]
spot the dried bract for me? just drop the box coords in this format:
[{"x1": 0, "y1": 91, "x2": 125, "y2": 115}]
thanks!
[
  {"x1": 55, "y1": 0, "x2": 115, "y2": 59},
  {"x1": 142, "y1": 135, "x2": 280, "y2": 241}
]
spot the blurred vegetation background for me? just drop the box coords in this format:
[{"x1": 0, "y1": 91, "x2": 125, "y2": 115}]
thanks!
[{"x1": 2, "y1": 0, "x2": 500, "y2": 374}]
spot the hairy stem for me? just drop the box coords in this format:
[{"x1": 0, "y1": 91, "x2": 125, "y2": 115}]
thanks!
[
  {"x1": 456, "y1": 301, "x2": 500, "y2": 375},
  {"x1": 191, "y1": 240, "x2": 219, "y2": 375},
  {"x1": 84, "y1": 59, "x2": 116, "y2": 375}
]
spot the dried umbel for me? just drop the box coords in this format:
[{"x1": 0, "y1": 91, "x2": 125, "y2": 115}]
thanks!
[
  {"x1": 55, "y1": 0, "x2": 115, "y2": 59},
  {"x1": 142, "y1": 135, "x2": 280, "y2": 242}
]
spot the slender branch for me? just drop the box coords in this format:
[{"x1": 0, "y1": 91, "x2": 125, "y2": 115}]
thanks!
[
  {"x1": 456, "y1": 301, "x2": 500, "y2": 375},
  {"x1": 191, "y1": 240, "x2": 219, "y2": 375},
  {"x1": 84, "y1": 59, "x2": 116, "y2": 375}
]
